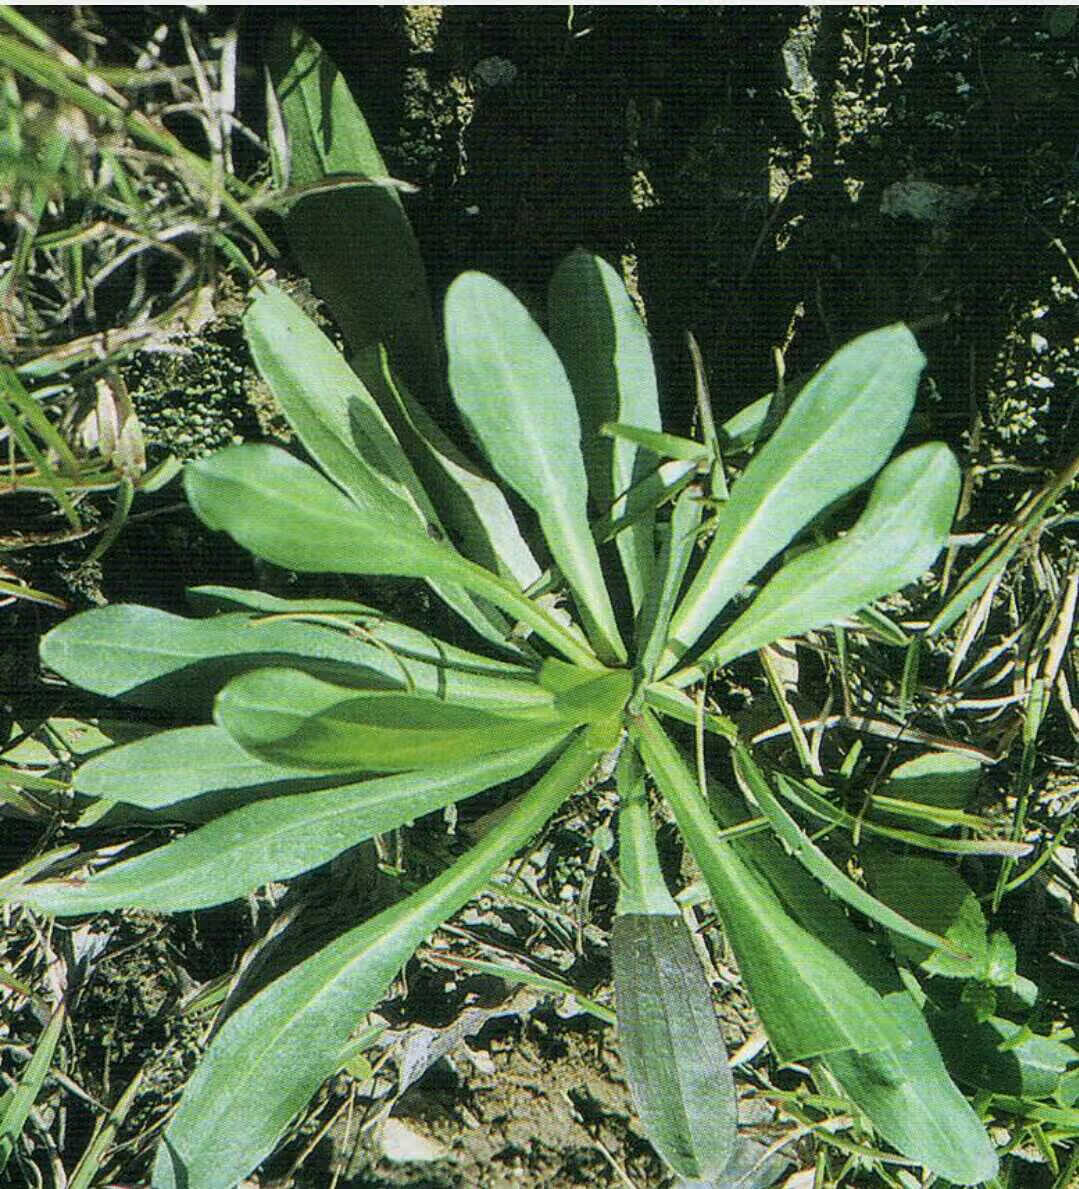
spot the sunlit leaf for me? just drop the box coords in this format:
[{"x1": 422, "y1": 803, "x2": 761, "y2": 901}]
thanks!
[
  {"x1": 660, "y1": 324, "x2": 926, "y2": 674},
  {"x1": 446, "y1": 271, "x2": 626, "y2": 664},
  {"x1": 150, "y1": 733, "x2": 600, "y2": 1189},
  {"x1": 19, "y1": 738, "x2": 559, "y2": 914},
  {"x1": 680, "y1": 442, "x2": 959, "y2": 681},
  {"x1": 549, "y1": 250, "x2": 661, "y2": 613}
]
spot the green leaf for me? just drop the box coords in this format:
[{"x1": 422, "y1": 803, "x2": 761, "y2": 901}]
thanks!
[
  {"x1": 215, "y1": 667, "x2": 572, "y2": 772},
  {"x1": 356, "y1": 345, "x2": 542, "y2": 593},
  {"x1": 19, "y1": 738, "x2": 559, "y2": 915},
  {"x1": 632, "y1": 714, "x2": 908, "y2": 1062},
  {"x1": 873, "y1": 751, "x2": 983, "y2": 832},
  {"x1": 600, "y1": 422, "x2": 711, "y2": 464},
  {"x1": 185, "y1": 442, "x2": 442, "y2": 575},
  {"x1": 680, "y1": 442, "x2": 960, "y2": 681},
  {"x1": 929, "y1": 1010, "x2": 1078, "y2": 1100},
  {"x1": 184, "y1": 587, "x2": 535, "y2": 679},
  {"x1": 772, "y1": 770, "x2": 1025, "y2": 858},
  {"x1": 74, "y1": 725, "x2": 326, "y2": 810},
  {"x1": 548, "y1": 250, "x2": 662, "y2": 612},
  {"x1": 150, "y1": 731, "x2": 600, "y2": 1189},
  {"x1": 244, "y1": 289, "x2": 519, "y2": 650},
  {"x1": 611, "y1": 748, "x2": 736, "y2": 1179},
  {"x1": 612, "y1": 915, "x2": 736, "y2": 1179},
  {"x1": 445, "y1": 271, "x2": 626, "y2": 664},
  {"x1": 717, "y1": 392, "x2": 773, "y2": 453},
  {"x1": 41, "y1": 604, "x2": 453, "y2": 714},
  {"x1": 660, "y1": 324, "x2": 926, "y2": 675},
  {"x1": 698, "y1": 777, "x2": 999, "y2": 1183},
  {"x1": 184, "y1": 443, "x2": 601, "y2": 668},
  {"x1": 537, "y1": 659, "x2": 633, "y2": 721},
  {"x1": 861, "y1": 850, "x2": 989, "y2": 977},
  {"x1": 41, "y1": 601, "x2": 549, "y2": 719},
  {"x1": 243, "y1": 286, "x2": 432, "y2": 529},
  {"x1": 264, "y1": 24, "x2": 441, "y2": 402},
  {"x1": 732, "y1": 747, "x2": 977, "y2": 967},
  {"x1": 0, "y1": 1003, "x2": 65, "y2": 1174},
  {"x1": 822, "y1": 992, "x2": 999, "y2": 1185},
  {"x1": 635, "y1": 486, "x2": 703, "y2": 681}
]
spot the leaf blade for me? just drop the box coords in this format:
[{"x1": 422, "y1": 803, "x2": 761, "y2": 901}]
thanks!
[
  {"x1": 548, "y1": 250, "x2": 662, "y2": 613},
  {"x1": 611, "y1": 749, "x2": 736, "y2": 1179},
  {"x1": 214, "y1": 668, "x2": 570, "y2": 772},
  {"x1": 661, "y1": 324, "x2": 926, "y2": 674},
  {"x1": 446, "y1": 271, "x2": 626, "y2": 663},
  {"x1": 679, "y1": 442, "x2": 960, "y2": 682},
  {"x1": 20, "y1": 738, "x2": 560, "y2": 914},
  {"x1": 633, "y1": 714, "x2": 908, "y2": 1062},
  {"x1": 150, "y1": 732, "x2": 601, "y2": 1189},
  {"x1": 265, "y1": 23, "x2": 441, "y2": 400}
]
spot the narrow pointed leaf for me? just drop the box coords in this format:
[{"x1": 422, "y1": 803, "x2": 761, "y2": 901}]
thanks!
[
  {"x1": 873, "y1": 751, "x2": 982, "y2": 833},
  {"x1": 822, "y1": 993, "x2": 999, "y2": 1185},
  {"x1": 215, "y1": 668, "x2": 572, "y2": 772},
  {"x1": 0, "y1": 1003, "x2": 65, "y2": 1173},
  {"x1": 632, "y1": 714, "x2": 908, "y2": 1061},
  {"x1": 636, "y1": 486, "x2": 703, "y2": 680},
  {"x1": 548, "y1": 251, "x2": 662, "y2": 612},
  {"x1": 265, "y1": 24, "x2": 441, "y2": 401},
  {"x1": 600, "y1": 422, "x2": 710, "y2": 463},
  {"x1": 150, "y1": 733, "x2": 600, "y2": 1189},
  {"x1": 612, "y1": 749, "x2": 736, "y2": 1179},
  {"x1": 679, "y1": 443, "x2": 960, "y2": 682},
  {"x1": 19, "y1": 738, "x2": 559, "y2": 915},
  {"x1": 660, "y1": 325, "x2": 926, "y2": 674},
  {"x1": 732, "y1": 746, "x2": 977, "y2": 966},
  {"x1": 772, "y1": 770, "x2": 1027, "y2": 857},
  {"x1": 446, "y1": 271, "x2": 626, "y2": 664}
]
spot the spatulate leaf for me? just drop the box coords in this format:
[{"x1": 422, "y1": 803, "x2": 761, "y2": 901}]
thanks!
[
  {"x1": 660, "y1": 324, "x2": 926, "y2": 674},
  {"x1": 681, "y1": 442, "x2": 960, "y2": 681},
  {"x1": 446, "y1": 271, "x2": 626, "y2": 664},
  {"x1": 264, "y1": 23, "x2": 440, "y2": 400},
  {"x1": 548, "y1": 250, "x2": 661, "y2": 613},
  {"x1": 611, "y1": 749, "x2": 736, "y2": 1179}
]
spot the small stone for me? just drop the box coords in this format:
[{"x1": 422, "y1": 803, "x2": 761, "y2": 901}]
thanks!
[
  {"x1": 472, "y1": 56, "x2": 517, "y2": 89},
  {"x1": 880, "y1": 180, "x2": 977, "y2": 223},
  {"x1": 379, "y1": 1117, "x2": 451, "y2": 1164}
]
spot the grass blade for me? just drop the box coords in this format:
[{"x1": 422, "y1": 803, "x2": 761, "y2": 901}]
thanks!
[{"x1": 0, "y1": 1002, "x2": 65, "y2": 1174}]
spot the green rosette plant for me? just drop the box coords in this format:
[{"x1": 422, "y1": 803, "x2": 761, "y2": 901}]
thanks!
[{"x1": 9, "y1": 26, "x2": 1010, "y2": 1189}]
